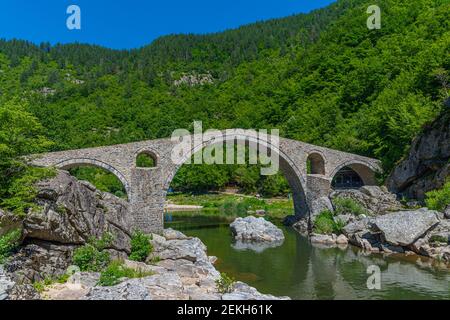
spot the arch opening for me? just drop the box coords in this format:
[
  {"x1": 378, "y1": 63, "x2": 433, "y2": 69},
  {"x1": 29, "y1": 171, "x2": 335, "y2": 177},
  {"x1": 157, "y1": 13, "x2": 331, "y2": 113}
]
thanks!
[
  {"x1": 307, "y1": 153, "x2": 325, "y2": 175},
  {"x1": 56, "y1": 159, "x2": 130, "y2": 200},
  {"x1": 331, "y1": 162, "x2": 377, "y2": 189},
  {"x1": 136, "y1": 151, "x2": 157, "y2": 168},
  {"x1": 163, "y1": 136, "x2": 308, "y2": 227}
]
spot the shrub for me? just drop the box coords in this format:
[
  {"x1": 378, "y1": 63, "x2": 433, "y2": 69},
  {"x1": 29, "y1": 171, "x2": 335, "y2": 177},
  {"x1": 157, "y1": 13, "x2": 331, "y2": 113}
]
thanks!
[
  {"x1": 314, "y1": 210, "x2": 345, "y2": 235},
  {"x1": 333, "y1": 197, "x2": 368, "y2": 216},
  {"x1": 215, "y1": 272, "x2": 235, "y2": 294},
  {"x1": 0, "y1": 229, "x2": 22, "y2": 263},
  {"x1": 314, "y1": 211, "x2": 335, "y2": 234},
  {"x1": 129, "y1": 231, "x2": 153, "y2": 262},
  {"x1": 72, "y1": 233, "x2": 113, "y2": 271},
  {"x1": 98, "y1": 261, "x2": 153, "y2": 286},
  {"x1": 425, "y1": 181, "x2": 450, "y2": 212}
]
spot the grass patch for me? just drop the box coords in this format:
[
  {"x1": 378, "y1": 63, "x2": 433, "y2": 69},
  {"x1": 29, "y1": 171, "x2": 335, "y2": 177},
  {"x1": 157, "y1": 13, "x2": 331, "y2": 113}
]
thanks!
[
  {"x1": 425, "y1": 181, "x2": 450, "y2": 212},
  {"x1": 429, "y1": 235, "x2": 448, "y2": 244},
  {"x1": 32, "y1": 273, "x2": 71, "y2": 293},
  {"x1": 98, "y1": 260, "x2": 154, "y2": 286}
]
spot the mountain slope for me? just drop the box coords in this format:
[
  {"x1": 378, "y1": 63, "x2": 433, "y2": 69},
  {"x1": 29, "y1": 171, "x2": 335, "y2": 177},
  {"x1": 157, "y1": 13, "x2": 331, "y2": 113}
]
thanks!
[{"x1": 0, "y1": 0, "x2": 448, "y2": 178}]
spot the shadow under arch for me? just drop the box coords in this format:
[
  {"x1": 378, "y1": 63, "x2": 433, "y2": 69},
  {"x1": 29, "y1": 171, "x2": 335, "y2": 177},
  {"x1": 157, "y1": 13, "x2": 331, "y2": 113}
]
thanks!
[
  {"x1": 163, "y1": 132, "x2": 309, "y2": 218},
  {"x1": 330, "y1": 160, "x2": 379, "y2": 187},
  {"x1": 54, "y1": 158, "x2": 131, "y2": 200}
]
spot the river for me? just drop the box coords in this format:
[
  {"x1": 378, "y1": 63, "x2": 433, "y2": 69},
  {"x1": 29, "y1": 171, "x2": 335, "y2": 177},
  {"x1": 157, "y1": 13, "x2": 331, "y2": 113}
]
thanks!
[{"x1": 165, "y1": 213, "x2": 450, "y2": 300}]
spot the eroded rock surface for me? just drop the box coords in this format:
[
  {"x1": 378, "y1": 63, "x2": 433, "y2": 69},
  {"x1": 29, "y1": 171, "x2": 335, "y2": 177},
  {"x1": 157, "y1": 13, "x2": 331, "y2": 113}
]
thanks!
[
  {"x1": 386, "y1": 109, "x2": 450, "y2": 200},
  {"x1": 372, "y1": 209, "x2": 440, "y2": 246},
  {"x1": 27, "y1": 171, "x2": 132, "y2": 252}
]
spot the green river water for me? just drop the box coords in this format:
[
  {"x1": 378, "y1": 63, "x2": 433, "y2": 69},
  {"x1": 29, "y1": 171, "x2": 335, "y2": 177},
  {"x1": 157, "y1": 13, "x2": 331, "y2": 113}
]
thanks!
[{"x1": 165, "y1": 213, "x2": 450, "y2": 300}]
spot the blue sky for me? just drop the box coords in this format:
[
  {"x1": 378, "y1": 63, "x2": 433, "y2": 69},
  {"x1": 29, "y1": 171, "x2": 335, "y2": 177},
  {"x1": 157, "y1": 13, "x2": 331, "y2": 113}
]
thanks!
[{"x1": 0, "y1": 0, "x2": 336, "y2": 49}]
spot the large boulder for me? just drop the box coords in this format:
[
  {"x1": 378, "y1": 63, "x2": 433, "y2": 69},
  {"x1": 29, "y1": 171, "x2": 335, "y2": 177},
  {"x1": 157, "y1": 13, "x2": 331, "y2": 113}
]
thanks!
[
  {"x1": 386, "y1": 109, "x2": 450, "y2": 200},
  {"x1": 331, "y1": 186, "x2": 403, "y2": 215},
  {"x1": 230, "y1": 216, "x2": 285, "y2": 243},
  {"x1": 24, "y1": 171, "x2": 132, "y2": 252},
  {"x1": 372, "y1": 209, "x2": 440, "y2": 246}
]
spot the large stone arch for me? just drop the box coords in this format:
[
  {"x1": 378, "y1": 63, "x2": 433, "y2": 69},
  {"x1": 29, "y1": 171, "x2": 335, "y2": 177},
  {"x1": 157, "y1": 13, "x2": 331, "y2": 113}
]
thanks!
[
  {"x1": 55, "y1": 158, "x2": 132, "y2": 199},
  {"x1": 329, "y1": 160, "x2": 379, "y2": 186},
  {"x1": 162, "y1": 132, "x2": 309, "y2": 220}
]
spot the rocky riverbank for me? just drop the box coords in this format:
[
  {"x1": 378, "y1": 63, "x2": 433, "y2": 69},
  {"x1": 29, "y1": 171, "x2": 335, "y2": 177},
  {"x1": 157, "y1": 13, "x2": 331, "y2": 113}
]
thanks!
[
  {"x1": 0, "y1": 171, "x2": 289, "y2": 300},
  {"x1": 292, "y1": 187, "x2": 450, "y2": 265}
]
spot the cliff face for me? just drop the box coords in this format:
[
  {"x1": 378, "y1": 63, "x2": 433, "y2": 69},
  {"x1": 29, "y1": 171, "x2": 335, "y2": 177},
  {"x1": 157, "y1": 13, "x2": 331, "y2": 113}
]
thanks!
[{"x1": 387, "y1": 106, "x2": 450, "y2": 200}]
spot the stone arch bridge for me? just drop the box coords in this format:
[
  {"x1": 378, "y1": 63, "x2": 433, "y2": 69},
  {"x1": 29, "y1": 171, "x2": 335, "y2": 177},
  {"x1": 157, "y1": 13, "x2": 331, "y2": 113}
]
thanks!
[{"x1": 30, "y1": 131, "x2": 381, "y2": 233}]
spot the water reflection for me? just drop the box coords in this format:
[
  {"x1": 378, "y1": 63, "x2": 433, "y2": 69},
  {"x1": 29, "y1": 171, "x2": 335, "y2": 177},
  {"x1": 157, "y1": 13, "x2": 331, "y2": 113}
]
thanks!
[{"x1": 166, "y1": 214, "x2": 450, "y2": 300}]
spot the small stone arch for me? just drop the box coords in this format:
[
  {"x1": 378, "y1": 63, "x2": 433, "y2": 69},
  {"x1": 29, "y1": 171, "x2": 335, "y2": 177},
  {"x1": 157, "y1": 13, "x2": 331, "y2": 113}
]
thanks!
[
  {"x1": 135, "y1": 148, "x2": 159, "y2": 169},
  {"x1": 54, "y1": 158, "x2": 131, "y2": 199},
  {"x1": 306, "y1": 152, "x2": 326, "y2": 175},
  {"x1": 330, "y1": 160, "x2": 379, "y2": 187}
]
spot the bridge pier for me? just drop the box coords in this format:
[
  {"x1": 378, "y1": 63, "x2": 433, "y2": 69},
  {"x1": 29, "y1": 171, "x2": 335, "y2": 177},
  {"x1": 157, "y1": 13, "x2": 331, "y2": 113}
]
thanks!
[
  {"x1": 129, "y1": 168, "x2": 165, "y2": 234},
  {"x1": 306, "y1": 174, "x2": 333, "y2": 222}
]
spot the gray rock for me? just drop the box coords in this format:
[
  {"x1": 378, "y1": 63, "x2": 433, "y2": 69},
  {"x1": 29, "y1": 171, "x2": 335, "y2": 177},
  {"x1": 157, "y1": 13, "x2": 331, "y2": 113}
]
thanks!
[
  {"x1": 292, "y1": 219, "x2": 309, "y2": 234},
  {"x1": 342, "y1": 219, "x2": 370, "y2": 236},
  {"x1": 0, "y1": 266, "x2": 15, "y2": 300},
  {"x1": 445, "y1": 205, "x2": 450, "y2": 219},
  {"x1": 309, "y1": 196, "x2": 334, "y2": 221},
  {"x1": 6, "y1": 284, "x2": 40, "y2": 300},
  {"x1": 26, "y1": 171, "x2": 132, "y2": 253},
  {"x1": 336, "y1": 234, "x2": 349, "y2": 245},
  {"x1": 84, "y1": 279, "x2": 152, "y2": 300},
  {"x1": 310, "y1": 234, "x2": 336, "y2": 245},
  {"x1": 162, "y1": 228, "x2": 189, "y2": 240},
  {"x1": 223, "y1": 282, "x2": 290, "y2": 300},
  {"x1": 150, "y1": 237, "x2": 208, "y2": 263},
  {"x1": 230, "y1": 216, "x2": 284, "y2": 243},
  {"x1": 373, "y1": 209, "x2": 440, "y2": 246},
  {"x1": 68, "y1": 272, "x2": 101, "y2": 288},
  {"x1": 331, "y1": 186, "x2": 402, "y2": 215},
  {"x1": 4, "y1": 241, "x2": 76, "y2": 284}
]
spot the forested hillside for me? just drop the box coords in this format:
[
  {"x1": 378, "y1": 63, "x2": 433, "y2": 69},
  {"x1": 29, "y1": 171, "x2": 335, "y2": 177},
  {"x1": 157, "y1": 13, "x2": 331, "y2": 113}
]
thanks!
[{"x1": 0, "y1": 0, "x2": 449, "y2": 204}]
